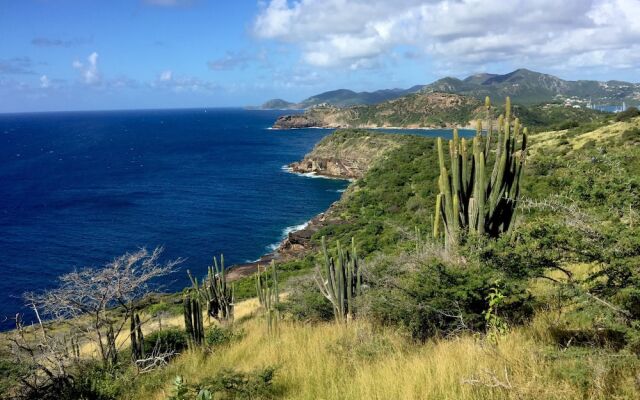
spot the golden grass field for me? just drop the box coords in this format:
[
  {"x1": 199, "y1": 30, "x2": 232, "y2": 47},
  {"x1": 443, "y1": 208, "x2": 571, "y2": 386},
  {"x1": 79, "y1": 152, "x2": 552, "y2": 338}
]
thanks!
[{"x1": 121, "y1": 294, "x2": 640, "y2": 400}]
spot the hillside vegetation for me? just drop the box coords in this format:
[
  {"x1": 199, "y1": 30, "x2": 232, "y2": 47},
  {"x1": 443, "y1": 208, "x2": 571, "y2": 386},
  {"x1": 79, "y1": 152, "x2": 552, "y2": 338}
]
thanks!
[
  {"x1": 3, "y1": 111, "x2": 640, "y2": 399},
  {"x1": 273, "y1": 92, "x2": 609, "y2": 131}
]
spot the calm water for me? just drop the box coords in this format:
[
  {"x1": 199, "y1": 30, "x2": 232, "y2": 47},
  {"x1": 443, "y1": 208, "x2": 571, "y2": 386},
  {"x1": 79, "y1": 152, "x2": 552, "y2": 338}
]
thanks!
[
  {"x1": 0, "y1": 108, "x2": 349, "y2": 329},
  {"x1": 0, "y1": 108, "x2": 469, "y2": 330}
]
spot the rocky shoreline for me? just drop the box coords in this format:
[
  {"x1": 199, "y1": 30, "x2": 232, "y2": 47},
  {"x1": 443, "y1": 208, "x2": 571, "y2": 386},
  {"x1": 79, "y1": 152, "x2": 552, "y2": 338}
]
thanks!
[
  {"x1": 226, "y1": 191, "x2": 345, "y2": 282},
  {"x1": 226, "y1": 128, "x2": 403, "y2": 281}
]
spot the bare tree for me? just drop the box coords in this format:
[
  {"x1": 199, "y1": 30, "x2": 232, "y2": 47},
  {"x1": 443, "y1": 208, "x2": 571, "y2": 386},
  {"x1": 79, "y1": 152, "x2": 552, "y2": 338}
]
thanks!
[{"x1": 22, "y1": 247, "x2": 180, "y2": 368}]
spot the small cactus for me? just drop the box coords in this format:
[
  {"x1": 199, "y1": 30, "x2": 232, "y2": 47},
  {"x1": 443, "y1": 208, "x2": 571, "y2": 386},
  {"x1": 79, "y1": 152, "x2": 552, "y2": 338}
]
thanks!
[
  {"x1": 315, "y1": 236, "x2": 362, "y2": 322},
  {"x1": 130, "y1": 309, "x2": 145, "y2": 360},
  {"x1": 255, "y1": 261, "x2": 279, "y2": 335}
]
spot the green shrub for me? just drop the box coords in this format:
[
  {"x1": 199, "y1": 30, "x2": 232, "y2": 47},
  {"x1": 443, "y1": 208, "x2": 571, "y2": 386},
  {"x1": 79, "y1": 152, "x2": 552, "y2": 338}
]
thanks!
[
  {"x1": 360, "y1": 251, "x2": 533, "y2": 341},
  {"x1": 205, "y1": 326, "x2": 244, "y2": 347},
  {"x1": 619, "y1": 127, "x2": 640, "y2": 143},
  {"x1": 143, "y1": 327, "x2": 189, "y2": 355},
  {"x1": 169, "y1": 366, "x2": 278, "y2": 400},
  {"x1": 557, "y1": 120, "x2": 580, "y2": 130},
  {"x1": 615, "y1": 106, "x2": 640, "y2": 122},
  {"x1": 283, "y1": 276, "x2": 334, "y2": 323}
]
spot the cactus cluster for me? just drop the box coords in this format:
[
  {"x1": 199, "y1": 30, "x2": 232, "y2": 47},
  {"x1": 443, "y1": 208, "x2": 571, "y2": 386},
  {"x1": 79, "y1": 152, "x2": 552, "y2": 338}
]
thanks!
[
  {"x1": 315, "y1": 236, "x2": 362, "y2": 322},
  {"x1": 255, "y1": 260, "x2": 280, "y2": 335},
  {"x1": 130, "y1": 310, "x2": 145, "y2": 361},
  {"x1": 183, "y1": 291, "x2": 205, "y2": 346},
  {"x1": 188, "y1": 255, "x2": 234, "y2": 324},
  {"x1": 434, "y1": 97, "x2": 528, "y2": 247}
]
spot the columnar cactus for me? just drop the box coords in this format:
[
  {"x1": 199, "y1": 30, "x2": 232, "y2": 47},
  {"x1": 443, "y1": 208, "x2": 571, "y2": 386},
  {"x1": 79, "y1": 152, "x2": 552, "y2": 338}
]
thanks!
[
  {"x1": 315, "y1": 236, "x2": 362, "y2": 322},
  {"x1": 183, "y1": 290, "x2": 205, "y2": 345},
  {"x1": 255, "y1": 260, "x2": 280, "y2": 335},
  {"x1": 130, "y1": 310, "x2": 145, "y2": 360},
  {"x1": 434, "y1": 97, "x2": 528, "y2": 247},
  {"x1": 188, "y1": 255, "x2": 234, "y2": 324}
]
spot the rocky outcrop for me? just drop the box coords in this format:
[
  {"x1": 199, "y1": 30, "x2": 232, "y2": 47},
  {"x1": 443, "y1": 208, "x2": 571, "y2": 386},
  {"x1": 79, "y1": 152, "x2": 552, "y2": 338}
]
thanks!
[
  {"x1": 273, "y1": 114, "x2": 326, "y2": 129},
  {"x1": 289, "y1": 158, "x2": 362, "y2": 179},
  {"x1": 287, "y1": 129, "x2": 407, "y2": 179},
  {"x1": 277, "y1": 210, "x2": 343, "y2": 258}
]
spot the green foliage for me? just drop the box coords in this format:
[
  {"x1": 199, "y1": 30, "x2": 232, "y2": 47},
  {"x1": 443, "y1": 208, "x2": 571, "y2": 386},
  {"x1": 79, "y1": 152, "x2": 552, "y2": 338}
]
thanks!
[
  {"x1": 360, "y1": 251, "x2": 533, "y2": 342},
  {"x1": 511, "y1": 103, "x2": 608, "y2": 132},
  {"x1": 313, "y1": 133, "x2": 441, "y2": 256},
  {"x1": 169, "y1": 366, "x2": 278, "y2": 400},
  {"x1": 144, "y1": 327, "x2": 189, "y2": 355},
  {"x1": 615, "y1": 106, "x2": 640, "y2": 121},
  {"x1": 205, "y1": 326, "x2": 245, "y2": 348},
  {"x1": 0, "y1": 357, "x2": 27, "y2": 397},
  {"x1": 283, "y1": 276, "x2": 334, "y2": 323},
  {"x1": 483, "y1": 285, "x2": 509, "y2": 342}
]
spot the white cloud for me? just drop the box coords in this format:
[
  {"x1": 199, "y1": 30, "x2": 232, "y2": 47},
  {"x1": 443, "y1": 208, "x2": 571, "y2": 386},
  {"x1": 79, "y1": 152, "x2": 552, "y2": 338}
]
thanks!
[
  {"x1": 254, "y1": 0, "x2": 640, "y2": 74},
  {"x1": 73, "y1": 52, "x2": 101, "y2": 85},
  {"x1": 159, "y1": 70, "x2": 173, "y2": 81},
  {"x1": 152, "y1": 71, "x2": 218, "y2": 92},
  {"x1": 39, "y1": 75, "x2": 50, "y2": 88}
]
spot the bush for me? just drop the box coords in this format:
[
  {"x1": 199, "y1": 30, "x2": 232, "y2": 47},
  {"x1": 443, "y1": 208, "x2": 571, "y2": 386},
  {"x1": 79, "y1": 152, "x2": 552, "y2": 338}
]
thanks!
[
  {"x1": 283, "y1": 276, "x2": 334, "y2": 322},
  {"x1": 169, "y1": 366, "x2": 278, "y2": 400},
  {"x1": 359, "y1": 250, "x2": 534, "y2": 341},
  {"x1": 620, "y1": 127, "x2": 640, "y2": 143},
  {"x1": 205, "y1": 326, "x2": 244, "y2": 347},
  {"x1": 615, "y1": 106, "x2": 640, "y2": 122},
  {"x1": 143, "y1": 327, "x2": 189, "y2": 355}
]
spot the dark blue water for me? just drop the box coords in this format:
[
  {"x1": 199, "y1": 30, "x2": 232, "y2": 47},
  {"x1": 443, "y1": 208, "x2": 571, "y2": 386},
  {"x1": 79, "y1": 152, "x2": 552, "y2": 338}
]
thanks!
[{"x1": 0, "y1": 108, "x2": 350, "y2": 329}]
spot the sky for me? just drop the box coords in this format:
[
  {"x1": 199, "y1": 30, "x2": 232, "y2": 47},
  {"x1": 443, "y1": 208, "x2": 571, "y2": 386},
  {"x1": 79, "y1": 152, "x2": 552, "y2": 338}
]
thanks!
[{"x1": 1, "y1": 0, "x2": 639, "y2": 113}]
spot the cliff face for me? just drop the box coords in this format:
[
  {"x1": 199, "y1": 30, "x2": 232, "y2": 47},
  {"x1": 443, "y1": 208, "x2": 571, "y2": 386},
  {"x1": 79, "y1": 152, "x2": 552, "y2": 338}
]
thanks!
[
  {"x1": 276, "y1": 129, "x2": 409, "y2": 258},
  {"x1": 288, "y1": 129, "x2": 407, "y2": 179}
]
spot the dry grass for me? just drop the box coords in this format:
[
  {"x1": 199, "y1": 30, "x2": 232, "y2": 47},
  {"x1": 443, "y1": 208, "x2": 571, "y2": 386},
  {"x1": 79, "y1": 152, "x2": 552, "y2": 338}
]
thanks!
[
  {"x1": 122, "y1": 298, "x2": 640, "y2": 400},
  {"x1": 529, "y1": 116, "x2": 640, "y2": 154}
]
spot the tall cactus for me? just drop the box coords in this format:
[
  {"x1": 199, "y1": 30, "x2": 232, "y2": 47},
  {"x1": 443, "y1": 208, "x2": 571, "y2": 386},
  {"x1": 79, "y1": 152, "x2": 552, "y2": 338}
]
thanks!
[
  {"x1": 188, "y1": 255, "x2": 234, "y2": 324},
  {"x1": 255, "y1": 260, "x2": 280, "y2": 335},
  {"x1": 315, "y1": 236, "x2": 362, "y2": 322},
  {"x1": 183, "y1": 290, "x2": 205, "y2": 346},
  {"x1": 130, "y1": 310, "x2": 145, "y2": 361},
  {"x1": 434, "y1": 96, "x2": 528, "y2": 247}
]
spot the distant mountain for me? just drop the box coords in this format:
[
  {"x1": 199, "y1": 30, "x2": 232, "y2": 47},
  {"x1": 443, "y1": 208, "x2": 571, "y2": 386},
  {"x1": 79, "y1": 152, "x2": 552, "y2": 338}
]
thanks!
[
  {"x1": 297, "y1": 87, "x2": 423, "y2": 108},
  {"x1": 421, "y1": 68, "x2": 640, "y2": 105},
  {"x1": 258, "y1": 69, "x2": 639, "y2": 110},
  {"x1": 254, "y1": 86, "x2": 425, "y2": 110},
  {"x1": 257, "y1": 99, "x2": 299, "y2": 110}
]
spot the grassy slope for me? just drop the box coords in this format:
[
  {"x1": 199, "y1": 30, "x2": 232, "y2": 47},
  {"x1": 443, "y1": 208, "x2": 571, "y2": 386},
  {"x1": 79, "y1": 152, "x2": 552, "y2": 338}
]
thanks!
[
  {"x1": 126, "y1": 299, "x2": 638, "y2": 400},
  {"x1": 122, "y1": 117, "x2": 640, "y2": 399}
]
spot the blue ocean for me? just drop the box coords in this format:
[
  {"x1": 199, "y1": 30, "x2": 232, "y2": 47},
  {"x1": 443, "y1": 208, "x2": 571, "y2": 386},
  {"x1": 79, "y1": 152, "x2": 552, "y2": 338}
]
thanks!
[{"x1": 0, "y1": 108, "x2": 467, "y2": 330}]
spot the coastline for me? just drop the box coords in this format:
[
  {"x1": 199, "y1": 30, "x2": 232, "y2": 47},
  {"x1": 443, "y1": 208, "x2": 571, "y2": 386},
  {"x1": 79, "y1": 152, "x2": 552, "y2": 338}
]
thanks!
[{"x1": 226, "y1": 168, "x2": 350, "y2": 281}]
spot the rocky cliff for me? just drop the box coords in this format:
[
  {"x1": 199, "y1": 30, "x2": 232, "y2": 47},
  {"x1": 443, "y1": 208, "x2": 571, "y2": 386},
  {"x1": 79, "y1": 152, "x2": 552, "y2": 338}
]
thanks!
[
  {"x1": 287, "y1": 128, "x2": 408, "y2": 179},
  {"x1": 276, "y1": 129, "x2": 410, "y2": 257}
]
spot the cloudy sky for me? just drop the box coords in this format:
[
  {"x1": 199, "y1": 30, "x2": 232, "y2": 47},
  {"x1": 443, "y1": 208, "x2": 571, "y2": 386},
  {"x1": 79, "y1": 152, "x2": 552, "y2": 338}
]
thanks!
[{"x1": 1, "y1": 0, "x2": 639, "y2": 112}]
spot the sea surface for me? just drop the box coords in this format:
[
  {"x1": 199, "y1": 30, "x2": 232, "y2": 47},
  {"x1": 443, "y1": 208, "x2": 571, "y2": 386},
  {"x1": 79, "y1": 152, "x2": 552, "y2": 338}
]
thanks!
[{"x1": 0, "y1": 108, "x2": 468, "y2": 330}]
